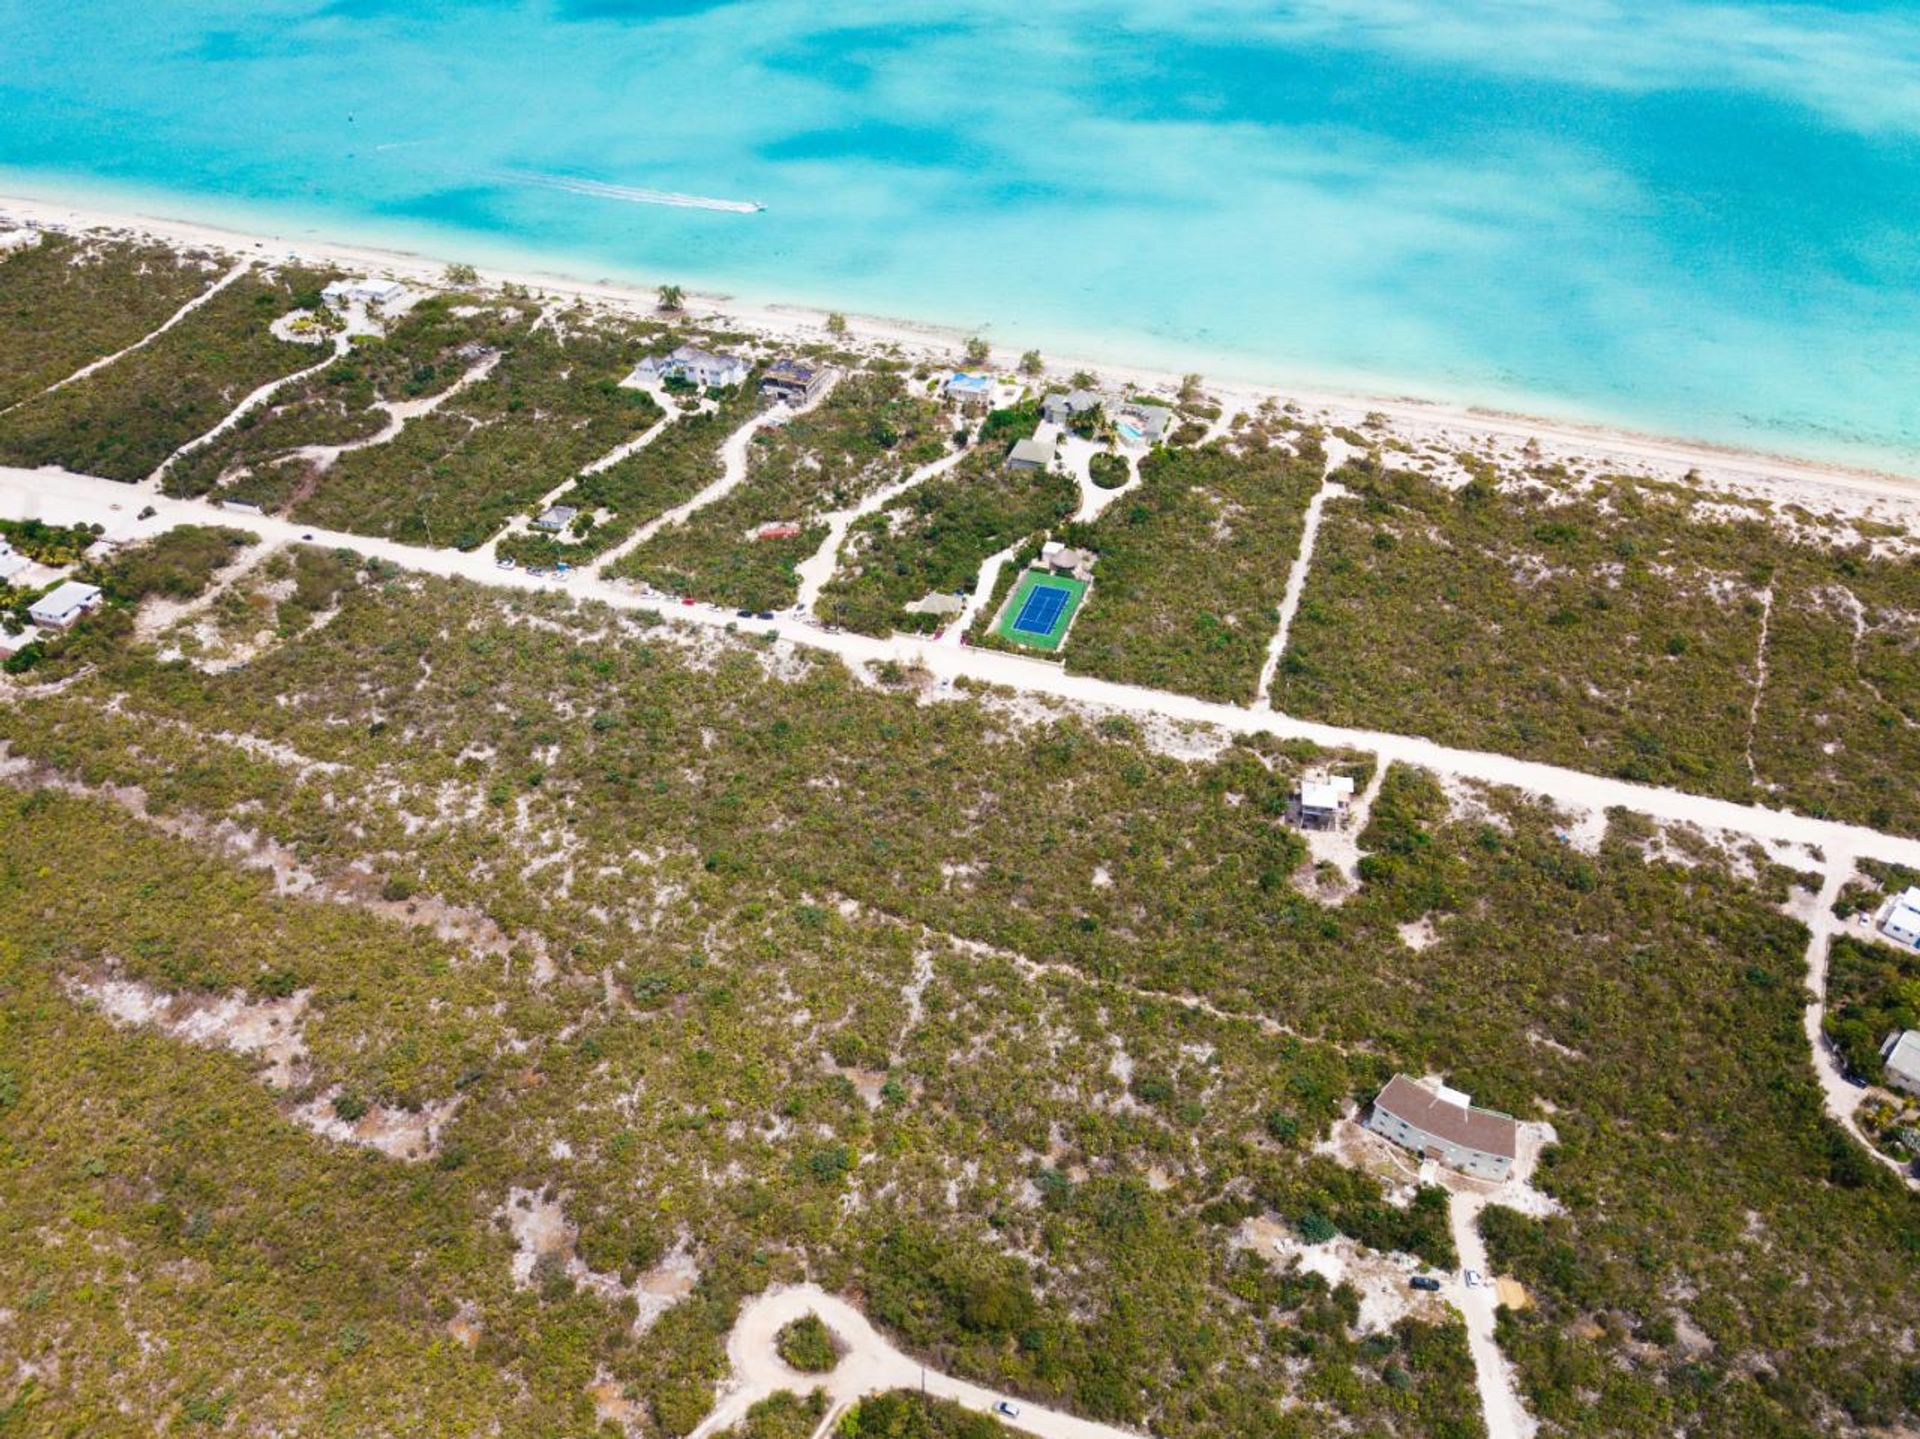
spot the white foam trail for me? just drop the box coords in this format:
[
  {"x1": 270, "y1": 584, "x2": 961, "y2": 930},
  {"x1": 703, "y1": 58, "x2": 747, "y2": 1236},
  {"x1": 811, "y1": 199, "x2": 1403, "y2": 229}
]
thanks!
[
  {"x1": 494, "y1": 168, "x2": 765, "y2": 215},
  {"x1": 375, "y1": 140, "x2": 434, "y2": 153}
]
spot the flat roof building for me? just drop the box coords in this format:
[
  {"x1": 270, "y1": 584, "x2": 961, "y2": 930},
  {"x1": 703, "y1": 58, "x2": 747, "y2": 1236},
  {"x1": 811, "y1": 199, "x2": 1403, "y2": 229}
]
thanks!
[
  {"x1": 1296, "y1": 770, "x2": 1357, "y2": 830},
  {"x1": 28, "y1": 580, "x2": 103, "y2": 630},
  {"x1": 1365, "y1": 1073, "x2": 1518, "y2": 1181},
  {"x1": 1883, "y1": 888, "x2": 1920, "y2": 948},
  {"x1": 760, "y1": 358, "x2": 827, "y2": 407}
]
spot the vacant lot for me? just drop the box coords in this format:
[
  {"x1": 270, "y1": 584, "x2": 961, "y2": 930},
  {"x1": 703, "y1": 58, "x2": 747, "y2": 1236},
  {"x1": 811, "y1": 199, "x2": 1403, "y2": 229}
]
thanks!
[
  {"x1": 0, "y1": 232, "x2": 227, "y2": 409},
  {"x1": 1063, "y1": 420, "x2": 1324, "y2": 701},
  {"x1": 1279, "y1": 458, "x2": 1920, "y2": 834},
  {"x1": 611, "y1": 370, "x2": 946, "y2": 611},
  {"x1": 0, "y1": 263, "x2": 334, "y2": 481}
]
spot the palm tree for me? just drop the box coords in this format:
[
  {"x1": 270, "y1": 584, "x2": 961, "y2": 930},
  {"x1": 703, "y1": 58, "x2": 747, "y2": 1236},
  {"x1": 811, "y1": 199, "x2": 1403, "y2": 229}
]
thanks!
[{"x1": 657, "y1": 284, "x2": 686, "y2": 312}]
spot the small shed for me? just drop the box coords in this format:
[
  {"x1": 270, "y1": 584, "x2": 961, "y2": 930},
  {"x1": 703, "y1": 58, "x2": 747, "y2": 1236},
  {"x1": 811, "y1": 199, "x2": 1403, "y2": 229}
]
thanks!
[
  {"x1": 28, "y1": 580, "x2": 103, "y2": 630},
  {"x1": 943, "y1": 372, "x2": 994, "y2": 410},
  {"x1": 1882, "y1": 1030, "x2": 1920, "y2": 1097}
]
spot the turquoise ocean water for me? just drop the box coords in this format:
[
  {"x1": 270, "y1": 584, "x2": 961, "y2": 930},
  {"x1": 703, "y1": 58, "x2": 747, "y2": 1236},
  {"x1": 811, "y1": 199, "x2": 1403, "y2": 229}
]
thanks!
[{"x1": 4, "y1": 0, "x2": 1920, "y2": 469}]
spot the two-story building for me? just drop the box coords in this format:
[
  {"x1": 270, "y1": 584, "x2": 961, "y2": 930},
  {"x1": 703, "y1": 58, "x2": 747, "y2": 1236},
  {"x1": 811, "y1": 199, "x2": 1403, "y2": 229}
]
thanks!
[{"x1": 1365, "y1": 1074, "x2": 1518, "y2": 1181}]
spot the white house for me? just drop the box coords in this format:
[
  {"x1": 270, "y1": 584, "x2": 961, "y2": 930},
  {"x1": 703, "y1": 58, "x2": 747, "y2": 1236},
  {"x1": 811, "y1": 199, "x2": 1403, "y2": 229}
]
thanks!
[
  {"x1": 943, "y1": 372, "x2": 994, "y2": 410},
  {"x1": 1365, "y1": 1074, "x2": 1518, "y2": 1181},
  {"x1": 0, "y1": 624, "x2": 40, "y2": 659},
  {"x1": 28, "y1": 580, "x2": 103, "y2": 630},
  {"x1": 628, "y1": 345, "x2": 750, "y2": 390},
  {"x1": 322, "y1": 277, "x2": 407, "y2": 309},
  {"x1": 1041, "y1": 389, "x2": 1103, "y2": 427},
  {"x1": 1882, "y1": 1031, "x2": 1920, "y2": 1097},
  {"x1": 1296, "y1": 770, "x2": 1357, "y2": 830},
  {"x1": 0, "y1": 541, "x2": 27, "y2": 583},
  {"x1": 1883, "y1": 888, "x2": 1920, "y2": 948}
]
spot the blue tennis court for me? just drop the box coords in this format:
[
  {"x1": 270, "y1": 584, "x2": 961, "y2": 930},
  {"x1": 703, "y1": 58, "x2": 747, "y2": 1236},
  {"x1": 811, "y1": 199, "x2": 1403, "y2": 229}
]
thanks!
[
  {"x1": 1013, "y1": 583, "x2": 1069, "y2": 636},
  {"x1": 993, "y1": 570, "x2": 1088, "y2": 651}
]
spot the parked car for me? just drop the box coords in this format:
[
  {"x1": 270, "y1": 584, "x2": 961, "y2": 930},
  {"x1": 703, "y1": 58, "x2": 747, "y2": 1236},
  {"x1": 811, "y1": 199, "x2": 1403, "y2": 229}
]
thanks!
[
  {"x1": 737, "y1": 608, "x2": 754, "y2": 618},
  {"x1": 496, "y1": 557, "x2": 516, "y2": 570},
  {"x1": 993, "y1": 1401, "x2": 1020, "y2": 1418},
  {"x1": 756, "y1": 610, "x2": 775, "y2": 621},
  {"x1": 1410, "y1": 1275, "x2": 1442, "y2": 1292}
]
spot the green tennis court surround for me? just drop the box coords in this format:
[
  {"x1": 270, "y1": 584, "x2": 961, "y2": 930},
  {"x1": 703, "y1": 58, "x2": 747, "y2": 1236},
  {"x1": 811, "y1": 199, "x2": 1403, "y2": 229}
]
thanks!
[{"x1": 993, "y1": 569, "x2": 1087, "y2": 652}]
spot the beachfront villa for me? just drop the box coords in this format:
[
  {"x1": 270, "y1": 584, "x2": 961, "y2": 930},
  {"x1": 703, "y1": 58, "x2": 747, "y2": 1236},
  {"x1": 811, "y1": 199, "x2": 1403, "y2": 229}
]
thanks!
[
  {"x1": 322, "y1": 277, "x2": 406, "y2": 309},
  {"x1": 629, "y1": 345, "x2": 751, "y2": 390},
  {"x1": 943, "y1": 372, "x2": 994, "y2": 410},
  {"x1": 1113, "y1": 402, "x2": 1174, "y2": 446},
  {"x1": 1041, "y1": 389, "x2": 1102, "y2": 426}
]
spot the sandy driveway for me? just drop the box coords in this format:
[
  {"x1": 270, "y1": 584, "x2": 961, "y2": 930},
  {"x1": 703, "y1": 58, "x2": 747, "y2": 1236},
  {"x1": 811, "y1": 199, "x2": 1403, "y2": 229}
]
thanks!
[{"x1": 686, "y1": 1284, "x2": 1141, "y2": 1439}]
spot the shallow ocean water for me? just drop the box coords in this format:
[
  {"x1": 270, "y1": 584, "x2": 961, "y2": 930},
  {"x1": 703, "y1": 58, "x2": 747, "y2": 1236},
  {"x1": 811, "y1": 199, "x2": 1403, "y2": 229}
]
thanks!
[{"x1": 3, "y1": 0, "x2": 1919, "y2": 467}]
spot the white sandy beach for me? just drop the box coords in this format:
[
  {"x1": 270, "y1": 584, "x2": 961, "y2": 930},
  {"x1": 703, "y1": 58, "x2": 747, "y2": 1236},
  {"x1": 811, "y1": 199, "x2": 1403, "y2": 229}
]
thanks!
[{"x1": 4, "y1": 189, "x2": 1920, "y2": 530}]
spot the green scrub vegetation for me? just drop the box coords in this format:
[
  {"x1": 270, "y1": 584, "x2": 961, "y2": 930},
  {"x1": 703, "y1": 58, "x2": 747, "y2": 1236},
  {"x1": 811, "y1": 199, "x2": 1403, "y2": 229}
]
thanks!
[
  {"x1": 1063, "y1": 417, "x2": 1324, "y2": 701},
  {"x1": 0, "y1": 552, "x2": 1916, "y2": 1435},
  {"x1": 816, "y1": 444, "x2": 1076, "y2": 636},
  {"x1": 0, "y1": 264, "x2": 335, "y2": 482},
  {"x1": 611, "y1": 369, "x2": 946, "y2": 611},
  {"x1": 0, "y1": 232, "x2": 226, "y2": 410},
  {"x1": 1279, "y1": 456, "x2": 1920, "y2": 835}
]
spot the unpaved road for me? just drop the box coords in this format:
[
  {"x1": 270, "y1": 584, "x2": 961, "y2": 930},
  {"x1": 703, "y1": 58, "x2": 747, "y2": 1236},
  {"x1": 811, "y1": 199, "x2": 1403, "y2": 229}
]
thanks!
[{"x1": 686, "y1": 1284, "x2": 1141, "y2": 1439}]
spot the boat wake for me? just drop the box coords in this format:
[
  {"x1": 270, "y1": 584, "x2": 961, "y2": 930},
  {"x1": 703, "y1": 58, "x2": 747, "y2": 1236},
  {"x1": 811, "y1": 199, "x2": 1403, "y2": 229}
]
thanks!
[{"x1": 494, "y1": 168, "x2": 764, "y2": 214}]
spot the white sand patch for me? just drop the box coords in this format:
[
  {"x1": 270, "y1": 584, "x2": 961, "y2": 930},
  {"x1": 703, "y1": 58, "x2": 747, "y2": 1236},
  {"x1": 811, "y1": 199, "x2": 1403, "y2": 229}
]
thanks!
[
  {"x1": 1236, "y1": 1215, "x2": 1448, "y2": 1336},
  {"x1": 68, "y1": 973, "x2": 310, "y2": 1088},
  {"x1": 291, "y1": 1089, "x2": 458, "y2": 1163},
  {"x1": 502, "y1": 1188, "x2": 702, "y2": 1333},
  {"x1": 1399, "y1": 916, "x2": 1439, "y2": 951}
]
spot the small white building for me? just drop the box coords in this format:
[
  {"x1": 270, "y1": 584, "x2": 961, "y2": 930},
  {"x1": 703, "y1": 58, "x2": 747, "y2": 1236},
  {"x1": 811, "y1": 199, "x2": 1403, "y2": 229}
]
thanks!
[
  {"x1": 533, "y1": 505, "x2": 578, "y2": 533},
  {"x1": 0, "y1": 541, "x2": 27, "y2": 583},
  {"x1": 28, "y1": 580, "x2": 103, "y2": 630},
  {"x1": 628, "y1": 345, "x2": 750, "y2": 390},
  {"x1": 1883, "y1": 887, "x2": 1920, "y2": 948},
  {"x1": 322, "y1": 277, "x2": 407, "y2": 309},
  {"x1": 1296, "y1": 770, "x2": 1357, "y2": 830},
  {"x1": 1366, "y1": 1074, "x2": 1518, "y2": 1181},
  {"x1": 1882, "y1": 1031, "x2": 1920, "y2": 1097}
]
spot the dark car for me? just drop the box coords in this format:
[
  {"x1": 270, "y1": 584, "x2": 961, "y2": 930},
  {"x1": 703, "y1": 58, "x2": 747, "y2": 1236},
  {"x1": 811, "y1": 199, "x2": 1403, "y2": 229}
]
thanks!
[
  {"x1": 756, "y1": 610, "x2": 775, "y2": 621},
  {"x1": 737, "y1": 608, "x2": 754, "y2": 619},
  {"x1": 1410, "y1": 1275, "x2": 1442, "y2": 1292}
]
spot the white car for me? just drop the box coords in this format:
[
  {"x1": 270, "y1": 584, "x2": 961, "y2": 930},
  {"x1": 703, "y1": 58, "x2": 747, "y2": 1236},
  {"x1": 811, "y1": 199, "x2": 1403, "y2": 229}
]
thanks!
[
  {"x1": 495, "y1": 557, "x2": 516, "y2": 570},
  {"x1": 994, "y1": 1400, "x2": 1020, "y2": 1418}
]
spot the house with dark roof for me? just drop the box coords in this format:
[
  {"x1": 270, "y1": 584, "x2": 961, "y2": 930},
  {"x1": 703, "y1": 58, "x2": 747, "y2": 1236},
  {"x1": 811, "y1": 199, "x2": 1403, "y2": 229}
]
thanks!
[
  {"x1": 760, "y1": 358, "x2": 827, "y2": 407},
  {"x1": 1365, "y1": 1074, "x2": 1518, "y2": 1181}
]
